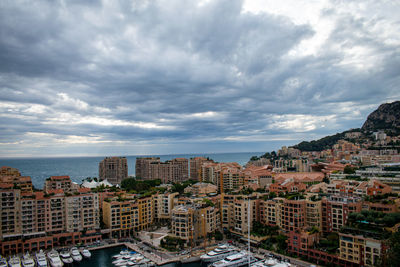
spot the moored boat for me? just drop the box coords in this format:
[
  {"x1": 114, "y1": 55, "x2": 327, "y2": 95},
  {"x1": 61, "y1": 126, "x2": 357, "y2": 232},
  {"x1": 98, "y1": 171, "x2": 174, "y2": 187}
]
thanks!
[
  {"x1": 21, "y1": 253, "x2": 35, "y2": 267},
  {"x1": 35, "y1": 250, "x2": 48, "y2": 267},
  {"x1": 59, "y1": 250, "x2": 73, "y2": 265},
  {"x1": 8, "y1": 255, "x2": 21, "y2": 267},
  {"x1": 211, "y1": 251, "x2": 257, "y2": 267},
  {"x1": 0, "y1": 257, "x2": 8, "y2": 267},
  {"x1": 200, "y1": 244, "x2": 238, "y2": 263},
  {"x1": 47, "y1": 250, "x2": 63, "y2": 267},
  {"x1": 69, "y1": 248, "x2": 82, "y2": 262},
  {"x1": 80, "y1": 249, "x2": 91, "y2": 259}
]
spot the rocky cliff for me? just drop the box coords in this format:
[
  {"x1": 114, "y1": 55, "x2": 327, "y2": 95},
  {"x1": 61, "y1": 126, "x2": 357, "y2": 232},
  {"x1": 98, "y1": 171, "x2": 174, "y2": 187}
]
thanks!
[{"x1": 361, "y1": 101, "x2": 400, "y2": 135}]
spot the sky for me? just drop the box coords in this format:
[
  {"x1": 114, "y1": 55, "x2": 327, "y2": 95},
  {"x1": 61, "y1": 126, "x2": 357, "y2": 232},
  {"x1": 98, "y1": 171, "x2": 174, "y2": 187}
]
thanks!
[{"x1": 0, "y1": 0, "x2": 399, "y2": 158}]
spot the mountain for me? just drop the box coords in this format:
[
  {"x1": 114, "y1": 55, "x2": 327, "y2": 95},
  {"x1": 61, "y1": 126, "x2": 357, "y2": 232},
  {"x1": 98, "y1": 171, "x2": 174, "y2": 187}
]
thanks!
[
  {"x1": 293, "y1": 101, "x2": 400, "y2": 152},
  {"x1": 361, "y1": 101, "x2": 400, "y2": 135}
]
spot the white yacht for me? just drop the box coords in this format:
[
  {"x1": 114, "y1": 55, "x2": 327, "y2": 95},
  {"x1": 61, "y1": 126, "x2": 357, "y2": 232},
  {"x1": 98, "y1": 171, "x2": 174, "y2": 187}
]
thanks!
[
  {"x1": 200, "y1": 244, "x2": 237, "y2": 262},
  {"x1": 47, "y1": 250, "x2": 63, "y2": 267},
  {"x1": 251, "y1": 258, "x2": 290, "y2": 267},
  {"x1": 21, "y1": 253, "x2": 35, "y2": 267},
  {"x1": 80, "y1": 248, "x2": 91, "y2": 259},
  {"x1": 0, "y1": 257, "x2": 8, "y2": 267},
  {"x1": 59, "y1": 250, "x2": 73, "y2": 265},
  {"x1": 35, "y1": 250, "x2": 48, "y2": 267},
  {"x1": 69, "y1": 248, "x2": 82, "y2": 262},
  {"x1": 8, "y1": 256, "x2": 21, "y2": 267},
  {"x1": 211, "y1": 251, "x2": 257, "y2": 267}
]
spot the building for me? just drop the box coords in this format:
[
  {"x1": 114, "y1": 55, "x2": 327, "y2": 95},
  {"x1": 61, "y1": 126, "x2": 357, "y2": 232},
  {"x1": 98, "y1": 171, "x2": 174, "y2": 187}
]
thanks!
[
  {"x1": 171, "y1": 204, "x2": 220, "y2": 244},
  {"x1": 0, "y1": 186, "x2": 101, "y2": 256},
  {"x1": 184, "y1": 182, "x2": 218, "y2": 197},
  {"x1": 189, "y1": 157, "x2": 214, "y2": 180},
  {"x1": 153, "y1": 192, "x2": 179, "y2": 221},
  {"x1": 99, "y1": 157, "x2": 128, "y2": 185},
  {"x1": 135, "y1": 157, "x2": 189, "y2": 183},
  {"x1": 135, "y1": 157, "x2": 160, "y2": 179},
  {"x1": 322, "y1": 196, "x2": 362, "y2": 233},
  {"x1": 280, "y1": 199, "x2": 306, "y2": 233},
  {"x1": 0, "y1": 166, "x2": 21, "y2": 177},
  {"x1": 102, "y1": 199, "x2": 139, "y2": 238},
  {"x1": 339, "y1": 232, "x2": 385, "y2": 266},
  {"x1": 44, "y1": 176, "x2": 72, "y2": 193}
]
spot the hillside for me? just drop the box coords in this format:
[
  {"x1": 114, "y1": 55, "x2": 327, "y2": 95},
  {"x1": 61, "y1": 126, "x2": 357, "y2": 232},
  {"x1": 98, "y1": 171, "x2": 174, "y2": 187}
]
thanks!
[
  {"x1": 293, "y1": 101, "x2": 400, "y2": 151},
  {"x1": 361, "y1": 101, "x2": 400, "y2": 135}
]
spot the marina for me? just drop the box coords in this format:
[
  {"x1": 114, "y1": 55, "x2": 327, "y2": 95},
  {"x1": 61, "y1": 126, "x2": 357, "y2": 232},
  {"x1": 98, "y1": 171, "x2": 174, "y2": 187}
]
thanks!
[{"x1": 0, "y1": 242, "x2": 303, "y2": 267}]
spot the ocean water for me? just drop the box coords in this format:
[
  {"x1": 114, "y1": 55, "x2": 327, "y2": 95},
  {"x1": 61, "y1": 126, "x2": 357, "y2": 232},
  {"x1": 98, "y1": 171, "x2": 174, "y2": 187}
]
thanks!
[
  {"x1": 0, "y1": 152, "x2": 262, "y2": 188},
  {"x1": 79, "y1": 245, "x2": 202, "y2": 267}
]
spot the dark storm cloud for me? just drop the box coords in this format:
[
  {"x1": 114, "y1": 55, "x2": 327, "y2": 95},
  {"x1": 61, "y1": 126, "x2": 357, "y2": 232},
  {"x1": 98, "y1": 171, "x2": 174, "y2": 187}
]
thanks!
[{"x1": 0, "y1": 0, "x2": 399, "y2": 156}]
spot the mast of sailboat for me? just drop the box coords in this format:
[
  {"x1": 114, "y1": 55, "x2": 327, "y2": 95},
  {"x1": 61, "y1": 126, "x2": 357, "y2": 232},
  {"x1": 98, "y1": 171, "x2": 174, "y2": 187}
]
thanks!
[{"x1": 248, "y1": 197, "x2": 251, "y2": 267}]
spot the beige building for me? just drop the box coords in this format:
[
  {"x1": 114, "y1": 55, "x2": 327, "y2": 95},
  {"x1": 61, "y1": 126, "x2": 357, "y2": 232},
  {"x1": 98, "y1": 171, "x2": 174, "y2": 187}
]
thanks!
[
  {"x1": 44, "y1": 176, "x2": 72, "y2": 193},
  {"x1": 184, "y1": 182, "x2": 218, "y2": 197},
  {"x1": 171, "y1": 204, "x2": 220, "y2": 243},
  {"x1": 102, "y1": 199, "x2": 139, "y2": 238},
  {"x1": 339, "y1": 232, "x2": 384, "y2": 266},
  {"x1": 190, "y1": 157, "x2": 214, "y2": 180},
  {"x1": 135, "y1": 157, "x2": 189, "y2": 183},
  {"x1": 65, "y1": 193, "x2": 99, "y2": 233},
  {"x1": 153, "y1": 192, "x2": 179, "y2": 221},
  {"x1": 99, "y1": 157, "x2": 128, "y2": 185}
]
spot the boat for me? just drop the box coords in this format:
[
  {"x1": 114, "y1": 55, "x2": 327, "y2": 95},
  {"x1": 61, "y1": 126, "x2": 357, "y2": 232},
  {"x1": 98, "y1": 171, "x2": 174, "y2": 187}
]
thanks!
[
  {"x1": 0, "y1": 257, "x2": 7, "y2": 267},
  {"x1": 21, "y1": 253, "x2": 35, "y2": 267},
  {"x1": 211, "y1": 251, "x2": 257, "y2": 267},
  {"x1": 200, "y1": 244, "x2": 238, "y2": 262},
  {"x1": 8, "y1": 255, "x2": 21, "y2": 267},
  {"x1": 112, "y1": 250, "x2": 131, "y2": 259},
  {"x1": 80, "y1": 248, "x2": 91, "y2": 258},
  {"x1": 59, "y1": 250, "x2": 73, "y2": 265},
  {"x1": 69, "y1": 247, "x2": 82, "y2": 262},
  {"x1": 47, "y1": 250, "x2": 63, "y2": 267},
  {"x1": 35, "y1": 250, "x2": 48, "y2": 267},
  {"x1": 251, "y1": 258, "x2": 290, "y2": 267}
]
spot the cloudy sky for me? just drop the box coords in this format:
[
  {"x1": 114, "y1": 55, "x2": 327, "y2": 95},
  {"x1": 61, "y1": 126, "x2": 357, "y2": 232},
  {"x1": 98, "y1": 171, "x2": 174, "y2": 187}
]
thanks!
[{"x1": 0, "y1": 0, "x2": 399, "y2": 158}]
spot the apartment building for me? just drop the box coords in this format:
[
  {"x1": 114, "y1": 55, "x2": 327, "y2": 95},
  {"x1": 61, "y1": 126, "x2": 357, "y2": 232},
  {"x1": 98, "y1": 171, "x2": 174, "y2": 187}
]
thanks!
[
  {"x1": 44, "y1": 176, "x2": 73, "y2": 193},
  {"x1": 259, "y1": 198, "x2": 283, "y2": 227},
  {"x1": 135, "y1": 157, "x2": 160, "y2": 179},
  {"x1": 200, "y1": 162, "x2": 244, "y2": 192},
  {"x1": 153, "y1": 192, "x2": 179, "y2": 221},
  {"x1": 171, "y1": 204, "x2": 220, "y2": 243},
  {"x1": 102, "y1": 199, "x2": 139, "y2": 238},
  {"x1": 0, "y1": 175, "x2": 33, "y2": 193},
  {"x1": 189, "y1": 157, "x2": 214, "y2": 180},
  {"x1": 99, "y1": 157, "x2": 128, "y2": 185},
  {"x1": 339, "y1": 232, "x2": 384, "y2": 267},
  {"x1": 137, "y1": 196, "x2": 154, "y2": 230},
  {"x1": 65, "y1": 192, "x2": 99, "y2": 233},
  {"x1": 135, "y1": 157, "x2": 189, "y2": 183},
  {"x1": 322, "y1": 196, "x2": 362, "y2": 233},
  {"x1": 0, "y1": 166, "x2": 21, "y2": 177},
  {"x1": 280, "y1": 199, "x2": 306, "y2": 233},
  {"x1": 231, "y1": 197, "x2": 258, "y2": 237},
  {"x1": 305, "y1": 199, "x2": 322, "y2": 230},
  {"x1": 1, "y1": 186, "x2": 101, "y2": 256},
  {"x1": 184, "y1": 182, "x2": 218, "y2": 197}
]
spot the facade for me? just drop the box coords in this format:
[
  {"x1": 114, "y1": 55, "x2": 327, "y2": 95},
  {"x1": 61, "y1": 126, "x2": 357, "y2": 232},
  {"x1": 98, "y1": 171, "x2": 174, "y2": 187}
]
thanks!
[
  {"x1": 153, "y1": 192, "x2": 179, "y2": 221},
  {"x1": 339, "y1": 232, "x2": 384, "y2": 266},
  {"x1": 171, "y1": 204, "x2": 220, "y2": 243},
  {"x1": 184, "y1": 182, "x2": 218, "y2": 197},
  {"x1": 322, "y1": 196, "x2": 362, "y2": 233},
  {"x1": 0, "y1": 186, "x2": 100, "y2": 256},
  {"x1": 44, "y1": 176, "x2": 72, "y2": 193},
  {"x1": 99, "y1": 157, "x2": 128, "y2": 185},
  {"x1": 135, "y1": 157, "x2": 189, "y2": 183},
  {"x1": 189, "y1": 157, "x2": 213, "y2": 180}
]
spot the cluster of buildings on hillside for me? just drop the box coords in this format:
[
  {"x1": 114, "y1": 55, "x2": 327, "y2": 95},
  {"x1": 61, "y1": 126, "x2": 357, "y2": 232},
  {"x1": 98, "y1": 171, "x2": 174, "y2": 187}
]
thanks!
[{"x1": 2, "y1": 133, "x2": 400, "y2": 267}]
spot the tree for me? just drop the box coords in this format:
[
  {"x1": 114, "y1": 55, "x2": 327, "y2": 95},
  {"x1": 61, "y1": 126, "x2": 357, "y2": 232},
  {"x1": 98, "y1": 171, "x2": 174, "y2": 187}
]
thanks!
[
  {"x1": 386, "y1": 231, "x2": 400, "y2": 267},
  {"x1": 344, "y1": 165, "x2": 356, "y2": 174}
]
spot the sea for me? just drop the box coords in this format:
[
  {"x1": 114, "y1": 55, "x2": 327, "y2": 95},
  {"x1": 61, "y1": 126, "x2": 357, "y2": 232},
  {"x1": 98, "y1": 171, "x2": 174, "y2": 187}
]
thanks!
[
  {"x1": 80, "y1": 245, "x2": 203, "y2": 267},
  {"x1": 0, "y1": 152, "x2": 262, "y2": 188}
]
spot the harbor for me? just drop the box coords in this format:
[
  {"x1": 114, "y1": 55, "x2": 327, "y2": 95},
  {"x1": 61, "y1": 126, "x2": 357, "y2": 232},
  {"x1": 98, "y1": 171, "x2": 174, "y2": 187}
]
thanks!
[{"x1": 0, "y1": 240, "x2": 314, "y2": 267}]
